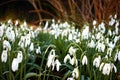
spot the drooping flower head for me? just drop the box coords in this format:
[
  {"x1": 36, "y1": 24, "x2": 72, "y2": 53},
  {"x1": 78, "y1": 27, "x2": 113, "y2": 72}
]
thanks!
[
  {"x1": 1, "y1": 50, "x2": 8, "y2": 63},
  {"x1": 11, "y1": 58, "x2": 19, "y2": 72},
  {"x1": 82, "y1": 55, "x2": 88, "y2": 65}
]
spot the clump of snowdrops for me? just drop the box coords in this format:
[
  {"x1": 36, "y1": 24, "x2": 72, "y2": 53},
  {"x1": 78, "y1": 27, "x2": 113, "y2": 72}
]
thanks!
[{"x1": 0, "y1": 14, "x2": 120, "y2": 80}]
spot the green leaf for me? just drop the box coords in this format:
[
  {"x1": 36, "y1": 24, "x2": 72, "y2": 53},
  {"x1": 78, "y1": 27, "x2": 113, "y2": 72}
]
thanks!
[
  {"x1": 62, "y1": 70, "x2": 71, "y2": 80},
  {"x1": 24, "y1": 72, "x2": 37, "y2": 80}
]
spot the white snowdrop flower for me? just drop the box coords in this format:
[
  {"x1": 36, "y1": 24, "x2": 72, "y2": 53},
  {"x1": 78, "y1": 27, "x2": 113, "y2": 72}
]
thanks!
[
  {"x1": 64, "y1": 54, "x2": 71, "y2": 64},
  {"x1": 17, "y1": 51, "x2": 23, "y2": 63},
  {"x1": 114, "y1": 36, "x2": 119, "y2": 43},
  {"x1": 67, "y1": 77, "x2": 75, "y2": 80},
  {"x1": 108, "y1": 29, "x2": 112, "y2": 36},
  {"x1": 93, "y1": 56, "x2": 101, "y2": 68},
  {"x1": 6, "y1": 27, "x2": 15, "y2": 42},
  {"x1": 99, "y1": 62, "x2": 104, "y2": 71},
  {"x1": 44, "y1": 21, "x2": 49, "y2": 30},
  {"x1": 115, "y1": 22, "x2": 119, "y2": 34},
  {"x1": 107, "y1": 48, "x2": 112, "y2": 57},
  {"x1": 109, "y1": 17, "x2": 115, "y2": 26},
  {"x1": 118, "y1": 51, "x2": 120, "y2": 61},
  {"x1": 72, "y1": 67, "x2": 79, "y2": 79},
  {"x1": 114, "y1": 52, "x2": 118, "y2": 62},
  {"x1": 55, "y1": 59, "x2": 61, "y2": 71},
  {"x1": 29, "y1": 43, "x2": 34, "y2": 52},
  {"x1": 47, "y1": 49, "x2": 56, "y2": 68},
  {"x1": 102, "y1": 63, "x2": 111, "y2": 75},
  {"x1": 15, "y1": 20, "x2": 19, "y2": 26},
  {"x1": 96, "y1": 41, "x2": 105, "y2": 52},
  {"x1": 98, "y1": 22, "x2": 106, "y2": 34},
  {"x1": 105, "y1": 38, "x2": 109, "y2": 45},
  {"x1": 3, "y1": 40, "x2": 11, "y2": 51},
  {"x1": 0, "y1": 26, "x2": 4, "y2": 37},
  {"x1": 108, "y1": 41, "x2": 116, "y2": 49},
  {"x1": 81, "y1": 25, "x2": 89, "y2": 40},
  {"x1": 88, "y1": 39, "x2": 95, "y2": 48},
  {"x1": 112, "y1": 63, "x2": 117, "y2": 73},
  {"x1": 1, "y1": 50, "x2": 8, "y2": 63},
  {"x1": 68, "y1": 33, "x2": 73, "y2": 41},
  {"x1": 70, "y1": 57, "x2": 78, "y2": 66},
  {"x1": 11, "y1": 58, "x2": 19, "y2": 72},
  {"x1": 96, "y1": 32, "x2": 102, "y2": 40},
  {"x1": 36, "y1": 46, "x2": 41, "y2": 54},
  {"x1": 25, "y1": 34, "x2": 31, "y2": 47},
  {"x1": 75, "y1": 39, "x2": 80, "y2": 43},
  {"x1": 93, "y1": 20, "x2": 97, "y2": 26},
  {"x1": 82, "y1": 55, "x2": 88, "y2": 65},
  {"x1": 18, "y1": 36, "x2": 25, "y2": 48},
  {"x1": 8, "y1": 19, "x2": 12, "y2": 24},
  {"x1": 69, "y1": 46, "x2": 76, "y2": 55},
  {"x1": 51, "y1": 60, "x2": 55, "y2": 71}
]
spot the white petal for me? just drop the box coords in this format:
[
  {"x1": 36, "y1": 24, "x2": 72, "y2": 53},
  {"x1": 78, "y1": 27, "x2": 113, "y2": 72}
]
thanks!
[
  {"x1": 17, "y1": 51, "x2": 23, "y2": 63},
  {"x1": 1, "y1": 50, "x2": 8, "y2": 63},
  {"x1": 55, "y1": 59, "x2": 61, "y2": 71},
  {"x1": 82, "y1": 55, "x2": 87, "y2": 65},
  {"x1": 12, "y1": 58, "x2": 19, "y2": 72},
  {"x1": 64, "y1": 54, "x2": 71, "y2": 64}
]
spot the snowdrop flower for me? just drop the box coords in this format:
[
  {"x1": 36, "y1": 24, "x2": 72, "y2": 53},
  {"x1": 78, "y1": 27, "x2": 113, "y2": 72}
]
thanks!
[
  {"x1": 96, "y1": 32, "x2": 102, "y2": 40},
  {"x1": 107, "y1": 48, "x2": 112, "y2": 57},
  {"x1": 108, "y1": 41, "x2": 116, "y2": 49},
  {"x1": 70, "y1": 56, "x2": 78, "y2": 66},
  {"x1": 3, "y1": 40, "x2": 11, "y2": 51},
  {"x1": 29, "y1": 43, "x2": 34, "y2": 52},
  {"x1": 0, "y1": 26, "x2": 4, "y2": 37},
  {"x1": 11, "y1": 58, "x2": 19, "y2": 72},
  {"x1": 67, "y1": 77, "x2": 75, "y2": 80},
  {"x1": 68, "y1": 33, "x2": 73, "y2": 41},
  {"x1": 6, "y1": 27, "x2": 15, "y2": 42},
  {"x1": 109, "y1": 17, "x2": 115, "y2": 26},
  {"x1": 112, "y1": 63, "x2": 117, "y2": 73},
  {"x1": 117, "y1": 51, "x2": 120, "y2": 61},
  {"x1": 64, "y1": 54, "x2": 71, "y2": 64},
  {"x1": 72, "y1": 67, "x2": 79, "y2": 79},
  {"x1": 105, "y1": 38, "x2": 109, "y2": 45},
  {"x1": 69, "y1": 46, "x2": 76, "y2": 55},
  {"x1": 36, "y1": 46, "x2": 41, "y2": 54},
  {"x1": 114, "y1": 51, "x2": 118, "y2": 61},
  {"x1": 115, "y1": 22, "x2": 119, "y2": 34},
  {"x1": 98, "y1": 22, "x2": 106, "y2": 34},
  {"x1": 25, "y1": 34, "x2": 31, "y2": 47},
  {"x1": 114, "y1": 36, "x2": 119, "y2": 43},
  {"x1": 81, "y1": 25, "x2": 89, "y2": 40},
  {"x1": 47, "y1": 49, "x2": 56, "y2": 68},
  {"x1": 96, "y1": 40, "x2": 105, "y2": 52},
  {"x1": 55, "y1": 59, "x2": 61, "y2": 71},
  {"x1": 102, "y1": 63, "x2": 111, "y2": 75},
  {"x1": 18, "y1": 36, "x2": 25, "y2": 48},
  {"x1": 82, "y1": 55, "x2": 88, "y2": 65},
  {"x1": 44, "y1": 21, "x2": 49, "y2": 30},
  {"x1": 102, "y1": 63, "x2": 117, "y2": 75},
  {"x1": 1, "y1": 50, "x2": 8, "y2": 63},
  {"x1": 17, "y1": 51, "x2": 23, "y2": 63},
  {"x1": 88, "y1": 39, "x2": 95, "y2": 48},
  {"x1": 99, "y1": 62, "x2": 104, "y2": 71},
  {"x1": 93, "y1": 56, "x2": 101, "y2": 68},
  {"x1": 108, "y1": 29, "x2": 112, "y2": 36},
  {"x1": 93, "y1": 20, "x2": 97, "y2": 26}
]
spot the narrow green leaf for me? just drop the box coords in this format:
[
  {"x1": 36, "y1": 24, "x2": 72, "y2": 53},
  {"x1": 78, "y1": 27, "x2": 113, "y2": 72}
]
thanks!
[{"x1": 24, "y1": 72, "x2": 37, "y2": 80}]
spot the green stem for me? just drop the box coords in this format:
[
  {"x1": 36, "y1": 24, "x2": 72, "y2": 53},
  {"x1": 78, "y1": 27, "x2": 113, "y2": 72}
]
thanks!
[
  {"x1": 20, "y1": 64, "x2": 22, "y2": 80},
  {"x1": 9, "y1": 51, "x2": 12, "y2": 80}
]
